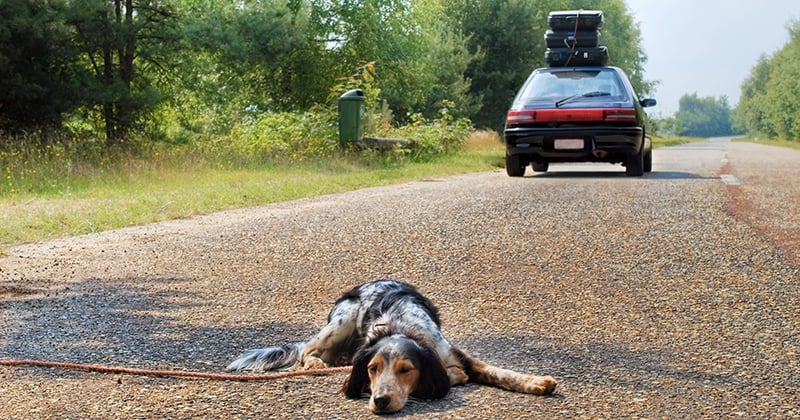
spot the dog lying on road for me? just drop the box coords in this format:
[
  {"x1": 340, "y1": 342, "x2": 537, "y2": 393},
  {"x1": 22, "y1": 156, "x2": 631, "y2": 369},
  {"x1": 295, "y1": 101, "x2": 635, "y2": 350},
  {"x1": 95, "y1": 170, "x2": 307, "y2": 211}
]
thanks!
[{"x1": 226, "y1": 279, "x2": 556, "y2": 413}]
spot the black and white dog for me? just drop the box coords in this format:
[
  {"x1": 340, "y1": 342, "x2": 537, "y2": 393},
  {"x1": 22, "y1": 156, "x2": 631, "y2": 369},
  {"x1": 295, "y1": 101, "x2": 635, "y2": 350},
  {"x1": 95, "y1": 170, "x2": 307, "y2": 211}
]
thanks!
[{"x1": 227, "y1": 279, "x2": 556, "y2": 413}]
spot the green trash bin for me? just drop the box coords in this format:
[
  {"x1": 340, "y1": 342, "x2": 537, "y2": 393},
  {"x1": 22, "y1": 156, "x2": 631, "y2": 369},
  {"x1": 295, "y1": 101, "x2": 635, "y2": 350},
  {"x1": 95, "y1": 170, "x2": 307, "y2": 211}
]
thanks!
[{"x1": 338, "y1": 89, "x2": 365, "y2": 147}]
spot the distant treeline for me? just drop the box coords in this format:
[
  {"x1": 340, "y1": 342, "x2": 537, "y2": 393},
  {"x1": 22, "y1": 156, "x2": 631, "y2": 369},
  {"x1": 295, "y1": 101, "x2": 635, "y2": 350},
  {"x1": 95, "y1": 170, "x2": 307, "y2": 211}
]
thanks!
[{"x1": 658, "y1": 94, "x2": 739, "y2": 138}]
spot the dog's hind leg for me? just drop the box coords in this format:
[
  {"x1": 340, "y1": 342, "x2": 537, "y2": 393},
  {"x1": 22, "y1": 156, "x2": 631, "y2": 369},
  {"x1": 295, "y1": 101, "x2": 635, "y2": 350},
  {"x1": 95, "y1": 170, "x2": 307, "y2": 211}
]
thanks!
[{"x1": 297, "y1": 298, "x2": 360, "y2": 370}]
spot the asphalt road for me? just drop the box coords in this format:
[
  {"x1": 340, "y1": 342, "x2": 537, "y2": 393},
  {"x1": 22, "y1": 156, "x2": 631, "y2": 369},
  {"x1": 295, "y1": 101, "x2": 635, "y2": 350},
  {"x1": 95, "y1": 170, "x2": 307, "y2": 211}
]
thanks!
[{"x1": 1, "y1": 138, "x2": 798, "y2": 419}]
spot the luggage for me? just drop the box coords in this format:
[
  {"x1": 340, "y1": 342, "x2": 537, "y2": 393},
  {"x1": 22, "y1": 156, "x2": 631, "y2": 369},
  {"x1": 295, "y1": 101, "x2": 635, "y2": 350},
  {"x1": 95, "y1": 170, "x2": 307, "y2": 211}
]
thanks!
[
  {"x1": 545, "y1": 46, "x2": 609, "y2": 67},
  {"x1": 545, "y1": 10, "x2": 608, "y2": 67},
  {"x1": 544, "y1": 29, "x2": 600, "y2": 48},
  {"x1": 547, "y1": 10, "x2": 604, "y2": 31}
]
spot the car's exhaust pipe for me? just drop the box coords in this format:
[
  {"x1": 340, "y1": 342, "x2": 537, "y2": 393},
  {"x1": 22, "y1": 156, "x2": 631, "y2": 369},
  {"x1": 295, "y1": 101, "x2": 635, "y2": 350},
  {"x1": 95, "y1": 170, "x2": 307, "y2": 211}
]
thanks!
[{"x1": 593, "y1": 150, "x2": 608, "y2": 159}]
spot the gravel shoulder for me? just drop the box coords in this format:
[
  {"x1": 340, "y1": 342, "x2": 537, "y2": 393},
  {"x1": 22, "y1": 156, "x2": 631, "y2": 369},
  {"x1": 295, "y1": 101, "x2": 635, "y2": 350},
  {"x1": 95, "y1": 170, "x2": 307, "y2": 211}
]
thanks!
[{"x1": 1, "y1": 139, "x2": 798, "y2": 419}]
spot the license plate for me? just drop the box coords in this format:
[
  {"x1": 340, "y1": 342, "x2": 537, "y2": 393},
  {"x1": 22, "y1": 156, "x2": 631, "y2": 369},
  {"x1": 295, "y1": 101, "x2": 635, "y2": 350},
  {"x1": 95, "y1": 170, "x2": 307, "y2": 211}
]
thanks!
[{"x1": 554, "y1": 139, "x2": 584, "y2": 150}]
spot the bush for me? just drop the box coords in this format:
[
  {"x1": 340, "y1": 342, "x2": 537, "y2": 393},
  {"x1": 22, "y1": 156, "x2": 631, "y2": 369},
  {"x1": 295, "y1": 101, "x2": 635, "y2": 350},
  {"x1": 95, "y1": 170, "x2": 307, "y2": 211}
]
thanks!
[
  {"x1": 1, "y1": 104, "x2": 477, "y2": 197},
  {"x1": 372, "y1": 102, "x2": 474, "y2": 162},
  {"x1": 211, "y1": 109, "x2": 338, "y2": 163}
]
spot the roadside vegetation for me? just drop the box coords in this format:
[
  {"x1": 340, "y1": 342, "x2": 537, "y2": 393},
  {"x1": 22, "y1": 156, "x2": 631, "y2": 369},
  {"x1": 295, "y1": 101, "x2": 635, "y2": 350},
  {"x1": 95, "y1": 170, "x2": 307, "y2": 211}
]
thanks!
[
  {"x1": 1, "y1": 127, "x2": 490, "y2": 248},
  {"x1": 0, "y1": 131, "x2": 693, "y2": 251},
  {"x1": 733, "y1": 136, "x2": 800, "y2": 151}
]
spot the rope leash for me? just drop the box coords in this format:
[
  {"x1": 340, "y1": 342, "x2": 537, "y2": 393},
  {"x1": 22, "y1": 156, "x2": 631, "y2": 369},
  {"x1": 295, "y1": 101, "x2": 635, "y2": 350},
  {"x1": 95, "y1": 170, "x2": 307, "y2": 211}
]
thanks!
[
  {"x1": 0, "y1": 358, "x2": 351, "y2": 381},
  {"x1": 564, "y1": 9, "x2": 582, "y2": 66}
]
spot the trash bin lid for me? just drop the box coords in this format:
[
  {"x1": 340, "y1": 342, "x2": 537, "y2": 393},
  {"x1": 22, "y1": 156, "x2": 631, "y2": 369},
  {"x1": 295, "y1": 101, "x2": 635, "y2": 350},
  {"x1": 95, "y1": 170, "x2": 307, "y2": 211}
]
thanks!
[{"x1": 339, "y1": 89, "x2": 365, "y2": 101}]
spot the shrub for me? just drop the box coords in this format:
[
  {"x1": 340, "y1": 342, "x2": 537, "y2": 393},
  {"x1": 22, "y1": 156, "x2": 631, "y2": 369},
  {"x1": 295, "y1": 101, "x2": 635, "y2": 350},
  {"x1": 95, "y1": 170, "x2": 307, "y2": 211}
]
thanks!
[
  {"x1": 211, "y1": 109, "x2": 338, "y2": 163},
  {"x1": 378, "y1": 103, "x2": 473, "y2": 161}
]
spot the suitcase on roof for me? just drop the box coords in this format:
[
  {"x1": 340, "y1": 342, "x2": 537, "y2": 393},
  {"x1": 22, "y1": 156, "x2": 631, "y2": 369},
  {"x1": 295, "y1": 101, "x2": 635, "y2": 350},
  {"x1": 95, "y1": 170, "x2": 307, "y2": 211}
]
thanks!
[
  {"x1": 548, "y1": 10, "x2": 604, "y2": 31},
  {"x1": 545, "y1": 46, "x2": 609, "y2": 67},
  {"x1": 544, "y1": 29, "x2": 600, "y2": 48}
]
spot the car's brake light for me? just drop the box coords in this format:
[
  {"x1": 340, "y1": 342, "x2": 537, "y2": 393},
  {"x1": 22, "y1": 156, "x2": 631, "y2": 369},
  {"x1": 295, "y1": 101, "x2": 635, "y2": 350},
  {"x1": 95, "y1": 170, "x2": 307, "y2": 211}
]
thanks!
[
  {"x1": 507, "y1": 108, "x2": 638, "y2": 124},
  {"x1": 603, "y1": 108, "x2": 638, "y2": 123},
  {"x1": 506, "y1": 110, "x2": 536, "y2": 123}
]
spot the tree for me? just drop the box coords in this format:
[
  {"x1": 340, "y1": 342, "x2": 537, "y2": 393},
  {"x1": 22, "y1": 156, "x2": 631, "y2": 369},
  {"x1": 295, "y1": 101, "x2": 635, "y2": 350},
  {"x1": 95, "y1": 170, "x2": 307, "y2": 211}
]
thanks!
[
  {"x1": 65, "y1": 0, "x2": 178, "y2": 144},
  {"x1": 0, "y1": 0, "x2": 84, "y2": 134},
  {"x1": 454, "y1": 0, "x2": 551, "y2": 130},
  {"x1": 675, "y1": 93, "x2": 734, "y2": 137},
  {"x1": 584, "y1": 0, "x2": 654, "y2": 97},
  {"x1": 172, "y1": 0, "x2": 315, "y2": 133},
  {"x1": 733, "y1": 54, "x2": 772, "y2": 136},
  {"x1": 318, "y1": 0, "x2": 477, "y2": 122},
  {"x1": 760, "y1": 20, "x2": 800, "y2": 140}
]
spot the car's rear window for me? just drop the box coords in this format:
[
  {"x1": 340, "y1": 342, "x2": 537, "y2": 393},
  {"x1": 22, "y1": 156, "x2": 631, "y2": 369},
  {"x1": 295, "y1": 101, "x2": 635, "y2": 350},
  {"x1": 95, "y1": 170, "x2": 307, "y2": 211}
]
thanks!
[{"x1": 516, "y1": 69, "x2": 627, "y2": 103}]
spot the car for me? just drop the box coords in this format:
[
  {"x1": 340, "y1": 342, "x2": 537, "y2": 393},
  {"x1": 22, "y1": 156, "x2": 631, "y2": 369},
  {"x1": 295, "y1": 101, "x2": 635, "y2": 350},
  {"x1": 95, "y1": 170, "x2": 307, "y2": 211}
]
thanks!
[{"x1": 503, "y1": 66, "x2": 656, "y2": 177}]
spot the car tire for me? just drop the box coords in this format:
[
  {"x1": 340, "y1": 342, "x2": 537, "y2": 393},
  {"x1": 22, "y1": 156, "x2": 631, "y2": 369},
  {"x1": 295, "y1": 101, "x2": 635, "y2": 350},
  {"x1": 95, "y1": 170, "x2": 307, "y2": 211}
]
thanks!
[
  {"x1": 626, "y1": 149, "x2": 644, "y2": 176},
  {"x1": 643, "y1": 148, "x2": 652, "y2": 173},
  {"x1": 532, "y1": 162, "x2": 549, "y2": 172},
  {"x1": 505, "y1": 154, "x2": 526, "y2": 177}
]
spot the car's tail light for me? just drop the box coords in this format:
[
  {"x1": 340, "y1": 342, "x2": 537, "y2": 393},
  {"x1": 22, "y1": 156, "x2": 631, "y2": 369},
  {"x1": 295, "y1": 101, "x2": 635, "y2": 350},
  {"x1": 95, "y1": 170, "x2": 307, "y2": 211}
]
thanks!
[
  {"x1": 603, "y1": 108, "x2": 638, "y2": 123},
  {"x1": 506, "y1": 110, "x2": 537, "y2": 123},
  {"x1": 507, "y1": 108, "x2": 639, "y2": 124}
]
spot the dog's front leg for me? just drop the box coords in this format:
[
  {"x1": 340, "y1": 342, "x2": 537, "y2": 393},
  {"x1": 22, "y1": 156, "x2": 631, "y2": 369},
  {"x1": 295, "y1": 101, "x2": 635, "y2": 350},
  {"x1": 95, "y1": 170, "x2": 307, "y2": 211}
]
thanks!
[{"x1": 466, "y1": 357, "x2": 557, "y2": 395}]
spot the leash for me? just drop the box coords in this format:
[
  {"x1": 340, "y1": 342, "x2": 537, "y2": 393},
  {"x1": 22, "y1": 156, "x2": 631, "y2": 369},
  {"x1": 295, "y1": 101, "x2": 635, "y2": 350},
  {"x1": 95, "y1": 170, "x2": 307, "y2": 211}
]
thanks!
[{"x1": 0, "y1": 358, "x2": 351, "y2": 381}]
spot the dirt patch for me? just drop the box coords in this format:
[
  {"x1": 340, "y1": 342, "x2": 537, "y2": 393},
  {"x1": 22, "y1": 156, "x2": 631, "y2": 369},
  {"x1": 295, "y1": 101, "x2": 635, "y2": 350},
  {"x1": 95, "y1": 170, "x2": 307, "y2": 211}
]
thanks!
[
  {"x1": 722, "y1": 148, "x2": 800, "y2": 266},
  {"x1": 0, "y1": 285, "x2": 39, "y2": 298}
]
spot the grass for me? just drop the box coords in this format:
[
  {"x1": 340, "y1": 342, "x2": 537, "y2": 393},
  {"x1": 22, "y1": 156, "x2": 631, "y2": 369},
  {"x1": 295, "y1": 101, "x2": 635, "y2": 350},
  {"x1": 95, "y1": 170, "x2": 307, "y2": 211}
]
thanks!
[
  {"x1": 0, "y1": 130, "x2": 705, "y2": 251},
  {"x1": 734, "y1": 136, "x2": 800, "y2": 150},
  {"x1": 650, "y1": 134, "x2": 700, "y2": 148},
  {"x1": 0, "y1": 130, "x2": 505, "y2": 250}
]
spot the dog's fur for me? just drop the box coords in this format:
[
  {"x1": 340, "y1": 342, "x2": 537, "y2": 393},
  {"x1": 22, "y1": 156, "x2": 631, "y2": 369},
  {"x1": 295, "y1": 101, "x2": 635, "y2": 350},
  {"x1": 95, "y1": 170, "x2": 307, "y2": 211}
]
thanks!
[{"x1": 226, "y1": 279, "x2": 556, "y2": 413}]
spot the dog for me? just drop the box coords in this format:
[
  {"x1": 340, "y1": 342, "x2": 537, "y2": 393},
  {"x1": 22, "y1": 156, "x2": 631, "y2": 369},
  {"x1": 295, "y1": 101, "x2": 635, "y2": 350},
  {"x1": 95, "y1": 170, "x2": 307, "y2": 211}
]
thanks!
[{"x1": 226, "y1": 279, "x2": 556, "y2": 414}]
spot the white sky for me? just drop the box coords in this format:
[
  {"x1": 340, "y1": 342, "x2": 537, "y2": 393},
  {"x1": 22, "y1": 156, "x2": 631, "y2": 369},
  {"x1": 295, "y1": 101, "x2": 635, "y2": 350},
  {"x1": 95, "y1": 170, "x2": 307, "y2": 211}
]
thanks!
[{"x1": 625, "y1": 0, "x2": 800, "y2": 117}]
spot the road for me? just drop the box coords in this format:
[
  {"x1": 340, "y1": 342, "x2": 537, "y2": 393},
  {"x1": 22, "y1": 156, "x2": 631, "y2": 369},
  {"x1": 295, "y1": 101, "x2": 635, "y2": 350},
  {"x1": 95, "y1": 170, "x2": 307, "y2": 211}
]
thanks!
[{"x1": 1, "y1": 138, "x2": 798, "y2": 418}]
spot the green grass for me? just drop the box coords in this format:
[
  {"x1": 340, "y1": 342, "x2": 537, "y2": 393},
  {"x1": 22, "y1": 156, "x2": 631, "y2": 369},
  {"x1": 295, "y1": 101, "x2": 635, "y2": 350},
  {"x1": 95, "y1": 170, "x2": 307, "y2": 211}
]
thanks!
[
  {"x1": 650, "y1": 134, "x2": 703, "y2": 148},
  {"x1": 0, "y1": 131, "x2": 707, "y2": 251},
  {"x1": 733, "y1": 136, "x2": 800, "y2": 150},
  {"x1": 0, "y1": 132, "x2": 505, "y2": 250}
]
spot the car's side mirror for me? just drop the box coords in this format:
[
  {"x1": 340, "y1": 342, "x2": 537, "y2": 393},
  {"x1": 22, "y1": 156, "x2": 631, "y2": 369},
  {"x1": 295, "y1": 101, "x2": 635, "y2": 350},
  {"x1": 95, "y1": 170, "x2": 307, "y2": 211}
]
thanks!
[{"x1": 640, "y1": 98, "x2": 657, "y2": 108}]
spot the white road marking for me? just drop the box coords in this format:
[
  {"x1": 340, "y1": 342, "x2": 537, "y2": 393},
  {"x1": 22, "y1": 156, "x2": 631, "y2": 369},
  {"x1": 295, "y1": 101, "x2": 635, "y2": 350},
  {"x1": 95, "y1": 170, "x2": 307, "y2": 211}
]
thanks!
[{"x1": 720, "y1": 174, "x2": 740, "y2": 185}]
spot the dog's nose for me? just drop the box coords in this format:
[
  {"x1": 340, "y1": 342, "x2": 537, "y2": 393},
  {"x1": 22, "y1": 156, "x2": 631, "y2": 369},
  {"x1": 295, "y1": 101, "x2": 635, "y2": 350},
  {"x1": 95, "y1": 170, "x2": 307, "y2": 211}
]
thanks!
[{"x1": 373, "y1": 395, "x2": 391, "y2": 411}]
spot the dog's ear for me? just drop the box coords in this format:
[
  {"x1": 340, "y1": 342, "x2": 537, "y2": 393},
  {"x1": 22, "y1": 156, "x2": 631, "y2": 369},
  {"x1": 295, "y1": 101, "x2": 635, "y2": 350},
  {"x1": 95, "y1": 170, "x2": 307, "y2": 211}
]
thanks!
[
  {"x1": 410, "y1": 346, "x2": 451, "y2": 400},
  {"x1": 342, "y1": 345, "x2": 375, "y2": 399}
]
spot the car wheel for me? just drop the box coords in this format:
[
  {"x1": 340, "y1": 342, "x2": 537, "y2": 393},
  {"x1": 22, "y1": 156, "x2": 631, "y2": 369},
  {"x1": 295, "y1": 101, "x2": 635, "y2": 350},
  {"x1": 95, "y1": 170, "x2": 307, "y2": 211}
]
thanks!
[
  {"x1": 505, "y1": 154, "x2": 526, "y2": 177},
  {"x1": 532, "y1": 162, "x2": 549, "y2": 172},
  {"x1": 626, "y1": 149, "x2": 644, "y2": 176},
  {"x1": 643, "y1": 148, "x2": 652, "y2": 173}
]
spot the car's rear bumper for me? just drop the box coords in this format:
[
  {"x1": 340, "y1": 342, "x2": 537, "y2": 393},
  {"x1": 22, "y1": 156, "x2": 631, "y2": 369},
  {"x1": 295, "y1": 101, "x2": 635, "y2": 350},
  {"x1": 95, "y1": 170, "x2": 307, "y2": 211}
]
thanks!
[{"x1": 504, "y1": 126, "x2": 645, "y2": 162}]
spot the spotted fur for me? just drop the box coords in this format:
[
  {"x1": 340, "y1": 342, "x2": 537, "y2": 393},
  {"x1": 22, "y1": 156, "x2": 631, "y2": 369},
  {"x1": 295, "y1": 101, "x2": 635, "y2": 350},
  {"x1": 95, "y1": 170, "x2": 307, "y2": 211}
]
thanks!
[{"x1": 226, "y1": 279, "x2": 556, "y2": 413}]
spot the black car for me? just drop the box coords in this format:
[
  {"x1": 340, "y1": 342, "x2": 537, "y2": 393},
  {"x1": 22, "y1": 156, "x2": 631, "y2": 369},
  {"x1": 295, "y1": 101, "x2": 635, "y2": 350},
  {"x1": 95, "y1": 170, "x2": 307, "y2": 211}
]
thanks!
[{"x1": 503, "y1": 66, "x2": 656, "y2": 176}]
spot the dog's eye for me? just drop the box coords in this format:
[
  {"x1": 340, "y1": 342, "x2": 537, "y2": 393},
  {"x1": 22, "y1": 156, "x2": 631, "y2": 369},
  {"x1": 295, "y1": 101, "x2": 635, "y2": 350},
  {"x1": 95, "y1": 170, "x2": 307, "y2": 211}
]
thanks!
[
  {"x1": 368, "y1": 365, "x2": 378, "y2": 374},
  {"x1": 398, "y1": 366, "x2": 414, "y2": 374}
]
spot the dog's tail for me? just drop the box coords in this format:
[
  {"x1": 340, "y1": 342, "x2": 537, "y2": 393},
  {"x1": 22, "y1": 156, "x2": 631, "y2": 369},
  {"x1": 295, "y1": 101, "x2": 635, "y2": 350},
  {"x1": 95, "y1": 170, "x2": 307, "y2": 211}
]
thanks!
[{"x1": 225, "y1": 342, "x2": 306, "y2": 372}]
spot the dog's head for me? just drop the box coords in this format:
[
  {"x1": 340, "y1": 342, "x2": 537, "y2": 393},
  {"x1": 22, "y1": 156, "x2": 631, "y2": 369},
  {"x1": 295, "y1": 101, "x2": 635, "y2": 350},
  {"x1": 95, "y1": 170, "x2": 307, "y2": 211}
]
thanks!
[{"x1": 342, "y1": 332, "x2": 451, "y2": 413}]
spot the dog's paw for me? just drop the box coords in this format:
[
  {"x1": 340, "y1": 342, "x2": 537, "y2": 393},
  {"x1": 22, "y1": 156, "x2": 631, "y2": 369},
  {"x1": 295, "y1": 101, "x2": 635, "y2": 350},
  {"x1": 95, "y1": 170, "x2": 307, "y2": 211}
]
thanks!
[
  {"x1": 299, "y1": 356, "x2": 328, "y2": 370},
  {"x1": 447, "y1": 366, "x2": 469, "y2": 385},
  {"x1": 530, "y1": 375, "x2": 557, "y2": 395}
]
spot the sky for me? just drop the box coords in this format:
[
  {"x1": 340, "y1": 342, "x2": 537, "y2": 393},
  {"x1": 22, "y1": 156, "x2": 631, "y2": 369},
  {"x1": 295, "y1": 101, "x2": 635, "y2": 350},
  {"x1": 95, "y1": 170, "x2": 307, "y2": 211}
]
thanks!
[{"x1": 624, "y1": 0, "x2": 800, "y2": 117}]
